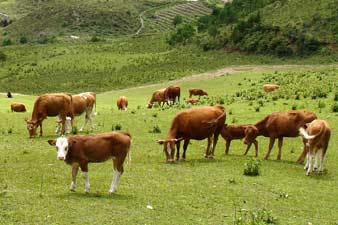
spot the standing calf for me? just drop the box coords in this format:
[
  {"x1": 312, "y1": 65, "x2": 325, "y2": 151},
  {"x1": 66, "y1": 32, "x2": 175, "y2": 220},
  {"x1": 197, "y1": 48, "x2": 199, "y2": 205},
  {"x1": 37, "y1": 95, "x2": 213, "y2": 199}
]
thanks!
[
  {"x1": 48, "y1": 132, "x2": 131, "y2": 193},
  {"x1": 11, "y1": 102, "x2": 27, "y2": 112},
  {"x1": 299, "y1": 119, "x2": 331, "y2": 176},
  {"x1": 221, "y1": 124, "x2": 258, "y2": 157}
]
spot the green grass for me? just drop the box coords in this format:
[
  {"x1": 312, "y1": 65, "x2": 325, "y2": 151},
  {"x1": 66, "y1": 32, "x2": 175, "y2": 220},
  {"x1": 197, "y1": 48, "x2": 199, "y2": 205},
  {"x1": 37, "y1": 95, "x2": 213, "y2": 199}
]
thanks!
[{"x1": 1, "y1": 67, "x2": 338, "y2": 224}]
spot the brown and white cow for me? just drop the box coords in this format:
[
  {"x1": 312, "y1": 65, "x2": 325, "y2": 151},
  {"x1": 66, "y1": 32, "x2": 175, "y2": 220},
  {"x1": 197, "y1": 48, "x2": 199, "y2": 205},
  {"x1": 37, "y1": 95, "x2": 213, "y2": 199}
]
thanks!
[
  {"x1": 221, "y1": 124, "x2": 258, "y2": 157},
  {"x1": 164, "y1": 85, "x2": 180, "y2": 105},
  {"x1": 243, "y1": 110, "x2": 317, "y2": 161},
  {"x1": 188, "y1": 88, "x2": 208, "y2": 98},
  {"x1": 55, "y1": 92, "x2": 96, "y2": 133},
  {"x1": 117, "y1": 96, "x2": 128, "y2": 110},
  {"x1": 48, "y1": 132, "x2": 131, "y2": 193},
  {"x1": 299, "y1": 119, "x2": 331, "y2": 175},
  {"x1": 147, "y1": 88, "x2": 167, "y2": 108},
  {"x1": 157, "y1": 105, "x2": 226, "y2": 162},
  {"x1": 263, "y1": 84, "x2": 279, "y2": 93},
  {"x1": 185, "y1": 98, "x2": 199, "y2": 105},
  {"x1": 26, "y1": 93, "x2": 73, "y2": 138},
  {"x1": 11, "y1": 102, "x2": 27, "y2": 112}
]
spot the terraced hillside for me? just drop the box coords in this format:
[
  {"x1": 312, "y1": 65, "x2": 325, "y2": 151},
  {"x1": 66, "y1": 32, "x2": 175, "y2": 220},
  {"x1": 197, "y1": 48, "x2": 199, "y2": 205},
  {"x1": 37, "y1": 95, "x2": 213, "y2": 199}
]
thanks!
[{"x1": 143, "y1": 1, "x2": 212, "y2": 33}]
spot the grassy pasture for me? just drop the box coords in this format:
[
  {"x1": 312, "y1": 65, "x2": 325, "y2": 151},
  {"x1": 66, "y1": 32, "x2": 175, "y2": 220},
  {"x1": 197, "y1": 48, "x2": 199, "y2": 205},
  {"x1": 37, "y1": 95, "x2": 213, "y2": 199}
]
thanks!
[{"x1": 1, "y1": 67, "x2": 338, "y2": 224}]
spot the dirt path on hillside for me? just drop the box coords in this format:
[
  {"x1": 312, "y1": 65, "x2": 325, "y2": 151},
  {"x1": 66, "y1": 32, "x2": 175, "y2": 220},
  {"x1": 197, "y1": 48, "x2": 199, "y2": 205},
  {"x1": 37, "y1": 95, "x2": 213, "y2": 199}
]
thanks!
[{"x1": 115, "y1": 64, "x2": 337, "y2": 92}]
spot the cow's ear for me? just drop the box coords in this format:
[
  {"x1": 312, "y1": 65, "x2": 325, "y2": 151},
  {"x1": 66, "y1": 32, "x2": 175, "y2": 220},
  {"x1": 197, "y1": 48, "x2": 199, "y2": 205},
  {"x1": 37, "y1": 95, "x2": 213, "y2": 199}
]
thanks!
[
  {"x1": 68, "y1": 139, "x2": 76, "y2": 147},
  {"x1": 156, "y1": 140, "x2": 165, "y2": 145},
  {"x1": 48, "y1": 140, "x2": 56, "y2": 146}
]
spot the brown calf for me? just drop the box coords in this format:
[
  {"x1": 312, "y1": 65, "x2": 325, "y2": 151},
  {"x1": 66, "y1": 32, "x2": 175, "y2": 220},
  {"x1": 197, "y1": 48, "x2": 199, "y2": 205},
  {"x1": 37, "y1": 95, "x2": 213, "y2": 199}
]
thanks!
[
  {"x1": 26, "y1": 93, "x2": 73, "y2": 138},
  {"x1": 221, "y1": 124, "x2": 258, "y2": 157},
  {"x1": 48, "y1": 132, "x2": 131, "y2": 193},
  {"x1": 117, "y1": 96, "x2": 128, "y2": 110},
  {"x1": 11, "y1": 102, "x2": 27, "y2": 112},
  {"x1": 263, "y1": 84, "x2": 279, "y2": 93},
  {"x1": 188, "y1": 88, "x2": 208, "y2": 98},
  {"x1": 243, "y1": 110, "x2": 317, "y2": 161},
  {"x1": 185, "y1": 98, "x2": 199, "y2": 104},
  {"x1": 157, "y1": 105, "x2": 226, "y2": 162},
  {"x1": 299, "y1": 119, "x2": 331, "y2": 175}
]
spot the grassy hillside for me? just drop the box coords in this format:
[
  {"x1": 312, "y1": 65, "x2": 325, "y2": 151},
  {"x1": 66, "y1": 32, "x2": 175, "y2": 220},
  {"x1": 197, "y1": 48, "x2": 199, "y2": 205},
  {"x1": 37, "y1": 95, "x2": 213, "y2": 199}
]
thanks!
[
  {"x1": 0, "y1": 34, "x2": 337, "y2": 94},
  {"x1": 1, "y1": 67, "x2": 338, "y2": 224}
]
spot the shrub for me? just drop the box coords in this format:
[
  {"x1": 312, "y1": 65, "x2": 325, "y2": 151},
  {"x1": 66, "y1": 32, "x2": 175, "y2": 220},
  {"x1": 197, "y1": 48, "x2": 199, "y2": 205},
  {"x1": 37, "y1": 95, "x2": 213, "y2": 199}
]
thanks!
[
  {"x1": 0, "y1": 51, "x2": 6, "y2": 62},
  {"x1": 244, "y1": 158, "x2": 261, "y2": 176},
  {"x1": 112, "y1": 123, "x2": 122, "y2": 131},
  {"x1": 234, "y1": 207, "x2": 277, "y2": 225},
  {"x1": 332, "y1": 103, "x2": 338, "y2": 112},
  {"x1": 19, "y1": 36, "x2": 28, "y2": 44},
  {"x1": 334, "y1": 93, "x2": 338, "y2": 101},
  {"x1": 90, "y1": 35, "x2": 100, "y2": 42},
  {"x1": 172, "y1": 15, "x2": 183, "y2": 27},
  {"x1": 149, "y1": 125, "x2": 161, "y2": 133},
  {"x1": 318, "y1": 101, "x2": 326, "y2": 109},
  {"x1": 2, "y1": 38, "x2": 12, "y2": 46},
  {"x1": 167, "y1": 24, "x2": 195, "y2": 46}
]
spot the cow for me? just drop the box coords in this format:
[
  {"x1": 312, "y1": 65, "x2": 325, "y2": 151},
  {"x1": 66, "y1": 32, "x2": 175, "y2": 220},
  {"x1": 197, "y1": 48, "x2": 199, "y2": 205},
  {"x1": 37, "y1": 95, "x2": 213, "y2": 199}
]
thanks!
[
  {"x1": 26, "y1": 93, "x2": 73, "y2": 138},
  {"x1": 11, "y1": 102, "x2": 27, "y2": 112},
  {"x1": 185, "y1": 98, "x2": 199, "y2": 104},
  {"x1": 55, "y1": 92, "x2": 96, "y2": 133},
  {"x1": 157, "y1": 105, "x2": 226, "y2": 162},
  {"x1": 117, "y1": 96, "x2": 128, "y2": 110},
  {"x1": 188, "y1": 88, "x2": 208, "y2": 98},
  {"x1": 48, "y1": 132, "x2": 131, "y2": 193},
  {"x1": 243, "y1": 110, "x2": 317, "y2": 161},
  {"x1": 164, "y1": 85, "x2": 180, "y2": 105},
  {"x1": 7, "y1": 91, "x2": 12, "y2": 98},
  {"x1": 263, "y1": 84, "x2": 279, "y2": 93},
  {"x1": 299, "y1": 119, "x2": 331, "y2": 175},
  {"x1": 221, "y1": 124, "x2": 258, "y2": 157},
  {"x1": 147, "y1": 88, "x2": 167, "y2": 108}
]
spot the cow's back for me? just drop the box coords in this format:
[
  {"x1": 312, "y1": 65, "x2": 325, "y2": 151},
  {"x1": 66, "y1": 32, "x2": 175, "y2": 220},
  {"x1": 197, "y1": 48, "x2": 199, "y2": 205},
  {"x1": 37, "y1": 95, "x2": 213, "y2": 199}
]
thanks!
[{"x1": 33, "y1": 93, "x2": 72, "y2": 117}]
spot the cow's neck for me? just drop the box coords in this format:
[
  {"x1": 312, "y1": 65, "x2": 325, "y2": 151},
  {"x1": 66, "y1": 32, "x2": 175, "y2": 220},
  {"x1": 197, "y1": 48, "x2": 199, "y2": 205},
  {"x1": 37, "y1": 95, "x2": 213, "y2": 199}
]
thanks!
[{"x1": 254, "y1": 118, "x2": 268, "y2": 136}]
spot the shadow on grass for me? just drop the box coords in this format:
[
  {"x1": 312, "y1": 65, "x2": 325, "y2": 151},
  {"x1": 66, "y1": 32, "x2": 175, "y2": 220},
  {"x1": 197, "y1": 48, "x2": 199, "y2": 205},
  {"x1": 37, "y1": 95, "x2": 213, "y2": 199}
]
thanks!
[{"x1": 58, "y1": 191, "x2": 134, "y2": 200}]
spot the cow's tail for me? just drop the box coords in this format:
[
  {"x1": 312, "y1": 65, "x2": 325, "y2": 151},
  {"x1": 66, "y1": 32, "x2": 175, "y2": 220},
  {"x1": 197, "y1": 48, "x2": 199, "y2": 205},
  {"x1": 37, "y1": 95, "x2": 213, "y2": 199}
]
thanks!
[
  {"x1": 299, "y1": 127, "x2": 315, "y2": 139},
  {"x1": 122, "y1": 132, "x2": 132, "y2": 166}
]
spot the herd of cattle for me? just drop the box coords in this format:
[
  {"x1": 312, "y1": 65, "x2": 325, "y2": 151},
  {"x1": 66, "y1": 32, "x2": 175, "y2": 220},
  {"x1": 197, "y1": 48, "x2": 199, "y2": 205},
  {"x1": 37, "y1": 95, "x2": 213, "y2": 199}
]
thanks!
[{"x1": 6, "y1": 83, "x2": 331, "y2": 193}]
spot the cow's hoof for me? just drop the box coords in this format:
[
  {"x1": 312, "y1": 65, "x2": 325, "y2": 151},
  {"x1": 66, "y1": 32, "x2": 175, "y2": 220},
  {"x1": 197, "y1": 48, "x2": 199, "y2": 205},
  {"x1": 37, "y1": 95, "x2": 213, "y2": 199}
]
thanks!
[
  {"x1": 208, "y1": 155, "x2": 214, "y2": 160},
  {"x1": 109, "y1": 189, "x2": 117, "y2": 194}
]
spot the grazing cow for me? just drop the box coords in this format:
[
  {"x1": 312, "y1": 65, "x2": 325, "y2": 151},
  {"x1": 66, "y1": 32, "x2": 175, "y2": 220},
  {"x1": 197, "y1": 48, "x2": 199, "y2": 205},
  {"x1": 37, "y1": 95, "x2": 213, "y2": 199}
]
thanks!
[
  {"x1": 117, "y1": 96, "x2": 128, "y2": 110},
  {"x1": 188, "y1": 88, "x2": 208, "y2": 98},
  {"x1": 299, "y1": 119, "x2": 331, "y2": 175},
  {"x1": 26, "y1": 93, "x2": 73, "y2": 138},
  {"x1": 185, "y1": 98, "x2": 199, "y2": 104},
  {"x1": 147, "y1": 88, "x2": 167, "y2": 108},
  {"x1": 55, "y1": 92, "x2": 96, "y2": 133},
  {"x1": 157, "y1": 105, "x2": 226, "y2": 162},
  {"x1": 48, "y1": 132, "x2": 131, "y2": 193},
  {"x1": 11, "y1": 102, "x2": 27, "y2": 112},
  {"x1": 263, "y1": 84, "x2": 279, "y2": 93},
  {"x1": 243, "y1": 110, "x2": 317, "y2": 160},
  {"x1": 221, "y1": 124, "x2": 258, "y2": 157},
  {"x1": 7, "y1": 91, "x2": 12, "y2": 98},
  {"x1": 164, "y1": 85, "x2": 181, "y2": 105}
]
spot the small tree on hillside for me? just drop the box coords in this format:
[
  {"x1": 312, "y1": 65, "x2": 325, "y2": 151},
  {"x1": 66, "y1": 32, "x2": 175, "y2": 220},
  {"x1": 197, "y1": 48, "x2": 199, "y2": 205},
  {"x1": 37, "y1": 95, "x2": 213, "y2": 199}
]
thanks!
[{"x1": 173, "y1": 15, "x2": 183, "y2": 27}]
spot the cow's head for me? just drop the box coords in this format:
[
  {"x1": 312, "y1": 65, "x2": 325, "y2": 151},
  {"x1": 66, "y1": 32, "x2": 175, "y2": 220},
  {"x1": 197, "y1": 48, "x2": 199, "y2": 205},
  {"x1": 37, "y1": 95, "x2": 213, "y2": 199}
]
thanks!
[
  {"x1": 302, "y1": 110, "x2": 317, "y2": 123},
  {"x1": 146, "y1": 102, "x2": 153, "y2": 109},
  {"x1": 157, "y1": 138, "x2": 183, "y2": 162},
  {"x1": 243, "y1": 125, "x2": 258, "y2": 145},
  {"x1": 25, "y1": 119, "x2": 38, "y2": 138},
  {"x1": 48, "y1": 136, "x2": 75, "y2": 161}
]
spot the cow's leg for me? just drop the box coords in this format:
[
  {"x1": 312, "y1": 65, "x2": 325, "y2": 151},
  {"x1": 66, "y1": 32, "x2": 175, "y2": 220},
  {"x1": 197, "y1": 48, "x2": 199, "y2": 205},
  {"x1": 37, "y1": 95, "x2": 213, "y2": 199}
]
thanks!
[
  {"x1": 277, "y1": 137, "x2": 283, "y2": 160},
  {"x1": 314, "y1": 149, "x2": 320, "y2": 171},
  {"x1": 304, "y1": 153, "x2": 309, "y2": 170},
  {"x1": 88, "y1": 108, "x2": 95, "y2": 130},
  {"x1": 306, "y1": 148, "x2": 314, "y2": 176},
  {"x1": 80, "y1": 163, "x2": 90, "y2": 193},
  {"x1": 176, "y1": 141, "x2": 181, "y2": 161},
  {"x1": 204, "y1": 136, "x2": 212, "y2": 158},
  {"x1": 264, "y1": 137, "x2": 275, "y2": 160},
  {"x1": 319, "y1": 143, "x2": 329, "y2": 172},
  {"x1": 244, "y1": 142, "x2": 252, "y2": 155},
  {"x1": 209, "y1": 133, "x2": 219, "y2": 159},
  {"x1": 253, "y1": 140, "x2": 258, "y2": 157},
  {"x1": 39, "y1": 123, "x2": 43, "y2": 137},
  {"x1": 182, "y1": 139, "x2": 189, "y2": 160},
  {"x1": 110, "y1": 157, "x2": 125, "y2": 194},
  {"x1": 225, "y1": 140, "x2": 231, "y2": 155},
  {"x1": 70, "y1": 163, "x2": 79, "y2": 191},
  {"x1": 297, "y1": 139, "x2": 308, "y2": 164},
  {"x1": 80, "y1": 113, "x2": 89, "y2": 132}
]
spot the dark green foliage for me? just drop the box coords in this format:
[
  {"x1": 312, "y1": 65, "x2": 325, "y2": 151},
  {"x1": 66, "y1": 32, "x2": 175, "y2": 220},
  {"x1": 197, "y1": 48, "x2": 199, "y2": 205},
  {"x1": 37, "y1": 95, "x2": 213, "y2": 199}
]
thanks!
[
  {"x1": 332, "y1": 103, "x2": 338, "y2": 112},
  {"x1": 19, "y1": 36, "x2": 28, "y2": 44},
  {"x1": 112, "y1": 123, "x2": 122, "y2": 131},
  {"x1": 90, "y1": 35, "x2": 100, "y2": 42},
  {"x1": 234, "y1": 207, "x2": 277, "y2": 225},
  {"x1": 2, "y1": 38, "x2": 12, "y2": 46},
  {"x1": 244, "y1": 158, "x2": 261, "y2": 176},
  {"x1": 0, "y1": 51, "x2": 6, "y2": 62},
  {"x1": 172, "y1": 15, "x2": 183, "y2": 27},
  {"x1": 149, "y1": 125, "x2": 161, "y2": 133},
  {"x1": 167, "y1": 24, "x2": 195, "y2": 46}
]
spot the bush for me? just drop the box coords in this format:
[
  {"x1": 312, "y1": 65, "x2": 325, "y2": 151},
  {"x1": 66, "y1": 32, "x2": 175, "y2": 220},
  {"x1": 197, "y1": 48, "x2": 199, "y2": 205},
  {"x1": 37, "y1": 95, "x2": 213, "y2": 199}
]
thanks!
[
  {"x1": 90, "y1": 35, "x2": 100, "y2": 42},
  {"x1": 173, "y1": 15, "x2": 183, "y2": 27},
  {"x1": 19, "y1": 36, "x2": 28, "y2": 44},
  {"x1": 149, "y1": 125, "x2": 161, "y2": 133},
  {"x1": 2, "y1": 38, "x2": 12, "y2": 46},
  {"x1": 332, "y1": 103, "x2": 338, "y2": 112},
  {"x1": 167, "y1": 24, "x2": 195, "y2": 46},
  {"x1": 0, "y1": 51, "x2": 6, "y2": 62},
  {"x1": 244, "y1": 158, "x2": 261, "y2": 176},
  {"x1": 234, "y1": 207, "x2": 277, "y2": 225},
  {"x1": 112, "y1": 123, "x2": 122, "y2": 131}
]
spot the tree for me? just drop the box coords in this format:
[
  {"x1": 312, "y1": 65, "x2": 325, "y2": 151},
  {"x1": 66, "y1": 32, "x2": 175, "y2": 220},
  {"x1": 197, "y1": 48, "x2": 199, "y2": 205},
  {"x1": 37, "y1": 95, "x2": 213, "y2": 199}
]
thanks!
[{"x1": 172, "y1": 15, "x2": 183, "y2": 27}]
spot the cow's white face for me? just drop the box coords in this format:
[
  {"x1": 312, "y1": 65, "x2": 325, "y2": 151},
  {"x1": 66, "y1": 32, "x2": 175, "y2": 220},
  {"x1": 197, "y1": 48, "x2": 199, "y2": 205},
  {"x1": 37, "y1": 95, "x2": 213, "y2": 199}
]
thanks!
[{"x1": 55, "y1": 137, "x2": 69, "y2": 160}]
